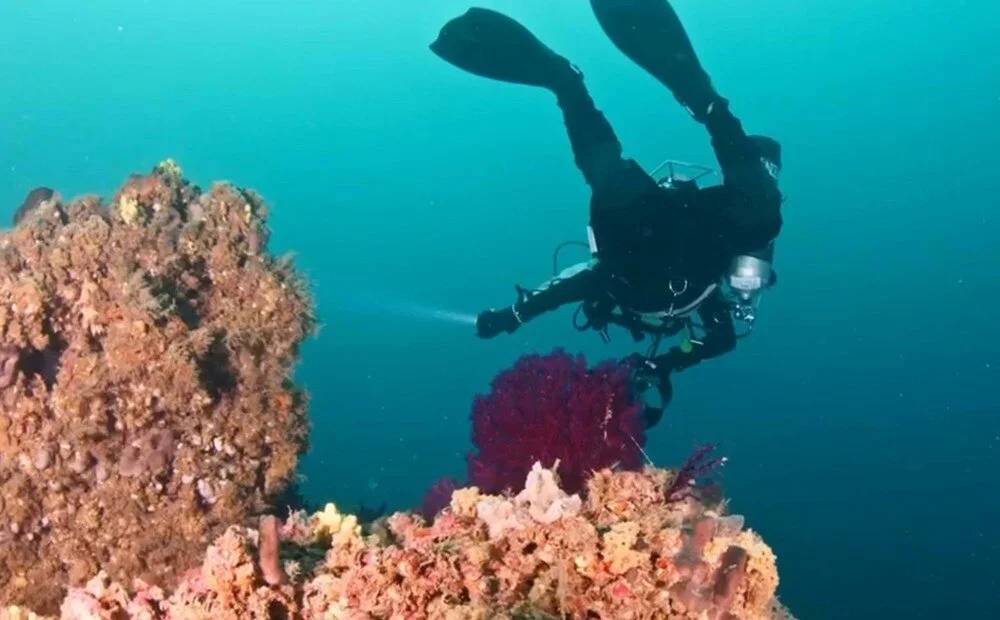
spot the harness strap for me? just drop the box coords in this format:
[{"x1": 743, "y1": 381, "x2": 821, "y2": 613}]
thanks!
[{"x1": 683, "y1": 282, "x2": 718, "y2": 313}]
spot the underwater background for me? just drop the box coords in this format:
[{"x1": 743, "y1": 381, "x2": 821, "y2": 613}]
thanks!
[{"x1": 1, "y1": 0, "x2": 997, "y2": 617}]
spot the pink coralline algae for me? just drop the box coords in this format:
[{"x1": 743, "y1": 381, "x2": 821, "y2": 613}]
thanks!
[
  {"x1": 468, "y1": 350, "x2": 646, "y2": 495},
  {"x1": 2, "y1": 464, "x2": 792, "y2": 620}
]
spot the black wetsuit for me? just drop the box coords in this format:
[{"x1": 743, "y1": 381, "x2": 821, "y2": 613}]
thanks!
[
  {"x1": 433, "y1": 3, "x2": 785, "y2": 424},
  {"x1": 513, "y1": 80, "x2": 782, "y2": 377}
]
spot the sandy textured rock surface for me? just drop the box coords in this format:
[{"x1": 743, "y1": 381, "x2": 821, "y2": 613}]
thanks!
[
  {"x1": 4, "y1": 465, "x2": 792, "y2": 619},
  {"x1": 0, "y1": 162, "x2": 314, "y2": 612}
]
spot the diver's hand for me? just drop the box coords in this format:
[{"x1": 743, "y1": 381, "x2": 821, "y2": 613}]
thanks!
[
  {"x1": 476, "y1": 307, "x2": 520, "y2": 339},
  {"x1": 626, "y1": 354, "x2": 674, "y2": 429},
  {"x1": 628, "y1": 354, "x2": 673, "y2": 389},
  {"x1": 623, "y1": 353, "x2": 649, "y2": 370}
]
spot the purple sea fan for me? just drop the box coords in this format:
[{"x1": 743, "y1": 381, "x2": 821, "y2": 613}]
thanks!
[
  {"x1": 667, "y1": 444, "x2": 727, "y2": 502},
  {"x1": 421, "y1": 477, "x2": 459, "y2": 520},
  {"x1": 468, "y1": 350, "x2": 646, "y2": 495}
]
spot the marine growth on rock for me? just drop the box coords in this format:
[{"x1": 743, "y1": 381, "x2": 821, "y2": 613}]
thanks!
[
  {"x1": 1, "y1": 464, "x2": 790, "y2": 620},
  {"x1": 0, "y1": 161, "x2": 315, "y2": 613}
]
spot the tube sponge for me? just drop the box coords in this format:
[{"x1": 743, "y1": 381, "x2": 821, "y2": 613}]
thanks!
[
  {"x1": 0, "y1": 346, "x2": 18, "y2": 389},
  {"x1": 257, "y1": 516, "x2": 287, "y2": 586}
]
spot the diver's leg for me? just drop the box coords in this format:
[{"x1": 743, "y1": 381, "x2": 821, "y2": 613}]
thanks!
[
  {"x1": 591, "y1": 0, "x2": 780, "y2": 229},
  {"x1": 590, "y1": 0, "x2": 721, "y2": 120},
  {"x1": 590, "y1": 0, "x2": 779, "y2": 186},
  {"x1": 704, "y1": 104, "x2": 781, "y2": 202},
  {"x1": 706, "y1": 105, "x2": 784, "y2": 247},
  {"x1": 555, "y1": 72, "x2": 653, "y2": 195},
  {"x1": 432, "y1": 7, "x2": 656, "y2": 196}
]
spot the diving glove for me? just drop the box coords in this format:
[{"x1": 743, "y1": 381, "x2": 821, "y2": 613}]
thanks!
[
  {"x1": 629, "y1": 355, "x2": 673, "y2": 389},
  {"x1": 627, "y1": 354, "x2": 674, "y2": 429},
  {"x1": 476, "y1": 306, "x2": 521, "y2": 339}
]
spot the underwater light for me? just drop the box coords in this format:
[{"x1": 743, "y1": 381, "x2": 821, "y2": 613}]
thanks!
[
  {"x1": 394, "y1": 300, "x2": 477, "y2": 326},
  {"x1": 340, "y1": 292, "x2": 477, "y2": 326},
  {"x1": 425, "y1": 307, "x2": 478, "y2": 326}
]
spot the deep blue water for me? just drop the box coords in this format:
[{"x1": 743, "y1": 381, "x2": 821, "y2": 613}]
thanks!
[{"x1": 2, "y1": 1, "x2": 998, "y2": 617}]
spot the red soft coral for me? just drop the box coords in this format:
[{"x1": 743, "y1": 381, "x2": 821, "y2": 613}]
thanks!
[
  {"x1": 468, "y1": 350, "x2": 645, "y2": 495},
  {"x1": 421, "y1": 477, "x2": 459, "y2": 520}
]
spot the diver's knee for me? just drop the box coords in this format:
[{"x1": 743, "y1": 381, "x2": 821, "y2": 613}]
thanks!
[{"x1": 596, "y1": 158, "x2": 656, "y2": 196}]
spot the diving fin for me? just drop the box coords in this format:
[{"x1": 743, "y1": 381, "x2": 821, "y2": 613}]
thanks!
[
  {"x1": 430, "y1": 8, "x2": 579, "y2": 92},
  {"x1": 589, "y1": 0, "x2": 720, "y2": 119}
]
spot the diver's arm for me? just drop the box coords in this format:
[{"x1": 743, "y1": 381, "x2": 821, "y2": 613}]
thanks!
[
  {"x1": 518, "y1": 261, "x2": 600, "y2": 320},
  {"x1": 653, "y1": 289, "x2": 736, "y2": 372},
  {"x1": 476, "y1": 262, "x2": 600, "y2": 338},
  {"x1": 631, "y1": 292, "x2": 735, "y2": 428}
]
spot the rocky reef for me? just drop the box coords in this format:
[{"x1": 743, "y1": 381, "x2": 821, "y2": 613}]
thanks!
[
  {"x1": 0, "y1": 163, "x2": 314, "y2": 612},
  {"x1": 1, "y1": 167, "x2": 791, "y2": 618},
  {"x1": 3, "y1": 463, "x2": 789, "y2": 619}
]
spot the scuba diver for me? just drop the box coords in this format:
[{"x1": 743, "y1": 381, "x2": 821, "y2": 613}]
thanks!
[{"x1": 431, "y1": 0, "x2": 783, "y2": 428}]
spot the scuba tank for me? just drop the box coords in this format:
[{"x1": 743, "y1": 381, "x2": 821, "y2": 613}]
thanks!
[{"x1": 724, "y1": 242, "x2": 776, "y2": 331}]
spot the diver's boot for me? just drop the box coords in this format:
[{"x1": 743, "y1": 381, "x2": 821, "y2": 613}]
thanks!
[
  {"x1": 590, "y1": 0, "x2": 722, "y2": 121},
  {"x1": 431, "y1": 8, "x2": 582, "y2": 95}
]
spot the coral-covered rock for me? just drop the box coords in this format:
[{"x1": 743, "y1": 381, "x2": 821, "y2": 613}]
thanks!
[
  {"x1": 468, "y1": 351, "x2": 646, "y2": 495},
  {"x1": 7, "y1": 465, "x2": 791, "y2": 619},
  {"x1": 0, "y1": 162, "x2": 314, "y2": 613}
]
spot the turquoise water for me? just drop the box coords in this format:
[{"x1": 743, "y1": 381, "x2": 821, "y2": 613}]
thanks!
[{"x1": 2, "y1": 1, "x2": 998, "y2": 617}]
